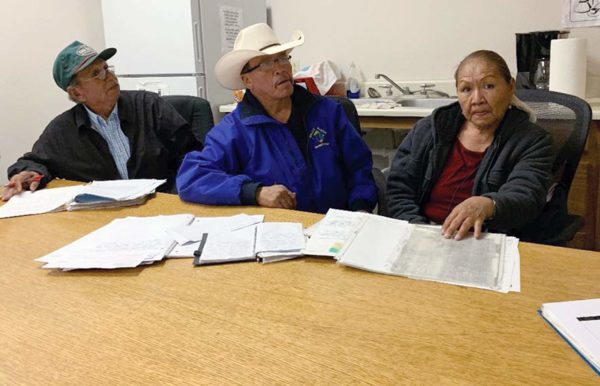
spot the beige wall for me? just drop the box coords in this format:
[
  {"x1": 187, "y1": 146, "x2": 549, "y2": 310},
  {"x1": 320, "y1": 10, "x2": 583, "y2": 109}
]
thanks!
[
  {"x1": 0, "y1": 0, "x2": 105, "y2": 184},
  {"x1": 267, "y1": 0, "x2": 600, "y2": 95}
]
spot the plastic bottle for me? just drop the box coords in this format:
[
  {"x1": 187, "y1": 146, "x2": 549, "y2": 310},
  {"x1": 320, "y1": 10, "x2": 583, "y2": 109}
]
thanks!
[{"x1": 346, "y1": 62, "x2": 361, "y2": 99}]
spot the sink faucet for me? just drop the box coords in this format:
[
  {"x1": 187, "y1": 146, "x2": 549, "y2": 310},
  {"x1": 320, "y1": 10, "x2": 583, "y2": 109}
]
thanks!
[
  {"x1": 374, "y1": 74, "x2": 451, "y2": 99},
  {"x1": 418, "y1": 83, "x2": 450, "y2": 98},
  {"x1": 374, "y1": 73, "x2": 414, "y2": 96}
]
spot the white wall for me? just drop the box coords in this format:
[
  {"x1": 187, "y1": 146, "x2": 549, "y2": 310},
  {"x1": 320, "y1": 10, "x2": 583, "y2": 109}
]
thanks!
[
  {"x1": 267, "y1": 0, "x2": 600, "y2": 95},
  {"x1": 0, "y1": 0, "x2": 105, "y2": 184}
]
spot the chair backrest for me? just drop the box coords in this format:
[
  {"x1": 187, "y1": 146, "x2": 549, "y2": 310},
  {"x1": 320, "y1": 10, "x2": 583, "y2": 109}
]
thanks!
[
  {"x1": 326, "y1": 95, "x2": 363, "y2": 136},
  {"x1": 326, "y1": 95, "x2": 388, "y2": 215},
  {"x1": 515, "y1": 89, "x2": 592, "y2": 193},
  {"x1": 162, "y1": 95, "x2": 214, "y2": 148}
]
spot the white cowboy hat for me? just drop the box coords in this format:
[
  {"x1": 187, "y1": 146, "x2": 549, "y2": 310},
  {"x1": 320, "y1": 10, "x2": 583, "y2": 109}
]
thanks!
[{"x1": 215, "y1": 23, "x2": 304, "y2": 90}]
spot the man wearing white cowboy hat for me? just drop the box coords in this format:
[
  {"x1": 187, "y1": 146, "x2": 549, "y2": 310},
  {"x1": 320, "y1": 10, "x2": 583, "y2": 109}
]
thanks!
[
  {"x1": 177, "y1": 23, "x2": 377, "y2": 213},
  {"x1": 3, "y1": 40, "x2": 196, "y2": 200}
]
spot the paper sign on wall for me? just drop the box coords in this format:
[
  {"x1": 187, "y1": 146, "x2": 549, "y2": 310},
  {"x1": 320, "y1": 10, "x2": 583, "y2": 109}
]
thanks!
[
  {"x1": 220, "y1": 6, "x2": 244, "y2": 53},
  {"x1": 562, "y1": 0, "x2": 600, "y2": 28}
]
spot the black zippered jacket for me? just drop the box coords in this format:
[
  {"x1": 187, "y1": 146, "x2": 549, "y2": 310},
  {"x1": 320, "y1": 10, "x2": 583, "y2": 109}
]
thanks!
[
  {"x1": 7, "y1": 91, "x2": 195, "y2": 192},
  {"x1": 386, "y1": 102, "x2": 554, "y2": 235}
]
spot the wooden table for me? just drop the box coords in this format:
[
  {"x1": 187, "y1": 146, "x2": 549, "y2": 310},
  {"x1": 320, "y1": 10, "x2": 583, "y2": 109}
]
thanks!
[{"x1": 1, "y1": 188, "x2": 600, "y2": 384}]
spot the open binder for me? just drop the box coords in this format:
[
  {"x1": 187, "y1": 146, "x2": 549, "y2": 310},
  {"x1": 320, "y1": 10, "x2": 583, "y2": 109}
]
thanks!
[{"x1": 192, "y1": 222, "x2": 305, "y2": 266}]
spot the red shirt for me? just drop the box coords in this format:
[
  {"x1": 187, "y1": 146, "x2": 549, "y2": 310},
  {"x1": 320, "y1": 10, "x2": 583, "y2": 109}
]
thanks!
[{"x1": 423, "y1": 139, "x2": 485, "y2": 224}]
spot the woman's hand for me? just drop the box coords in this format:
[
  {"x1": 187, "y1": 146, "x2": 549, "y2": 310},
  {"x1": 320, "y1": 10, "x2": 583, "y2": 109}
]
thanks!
[{"x1": 441, "y1": 196, "x2": 495, "y2": 240}]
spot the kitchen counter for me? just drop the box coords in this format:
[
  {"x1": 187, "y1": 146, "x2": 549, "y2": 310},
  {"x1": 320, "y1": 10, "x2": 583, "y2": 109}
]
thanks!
[
  {"x1": 220, "y1": 98, "x2": 600, "y2": 120},
  {"x1": 219, "y1": 102, "x2": 435, "y2": 118}
]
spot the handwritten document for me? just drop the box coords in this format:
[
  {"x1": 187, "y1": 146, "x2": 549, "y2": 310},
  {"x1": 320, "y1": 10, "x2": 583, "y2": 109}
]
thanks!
[
  {"x1": 302, "y1": 209, "x2": 368, "y2": 257},
  {"x1": 196, "y1": 226, "x2": 256, "y2": 265},
  {"x1": 255, "y1": 222, "x2": 305, "y2": 263},
  {"x1": 36, "y1": 214, "x2": 193, "y2": 270}
]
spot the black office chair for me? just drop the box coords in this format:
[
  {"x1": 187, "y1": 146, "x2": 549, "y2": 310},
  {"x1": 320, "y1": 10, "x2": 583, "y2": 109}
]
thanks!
[
  {"x1": 162, "y1": 95, "x2": 214, "y2": 148},
  {"x1": 327, "y1": 95, "x2": 365, "y2": 137},
  {"x1": 516, "y1": 89, "x2": 592, "y2": 245},
  {"x1": 327, "y1": 96, "x2": 388, "y2": 216}
]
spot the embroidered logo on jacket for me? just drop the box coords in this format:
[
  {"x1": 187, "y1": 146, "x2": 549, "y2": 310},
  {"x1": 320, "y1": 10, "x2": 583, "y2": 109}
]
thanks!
[{"x1": 309, "y1": 127, "x2": 330, "y2": 149}]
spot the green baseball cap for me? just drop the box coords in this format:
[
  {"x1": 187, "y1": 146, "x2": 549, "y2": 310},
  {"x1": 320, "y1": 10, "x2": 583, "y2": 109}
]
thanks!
[{"x1": 53, "y1": 41, "x2": 117, "y2": 91}]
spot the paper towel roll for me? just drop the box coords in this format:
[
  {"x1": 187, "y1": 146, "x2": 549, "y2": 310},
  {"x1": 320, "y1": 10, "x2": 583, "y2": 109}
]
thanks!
[{"x1": 549, "y1": 38, "x2": 587, "y2": 98}]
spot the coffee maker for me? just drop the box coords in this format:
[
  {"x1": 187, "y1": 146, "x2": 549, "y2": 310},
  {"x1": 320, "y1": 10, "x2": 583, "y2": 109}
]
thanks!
[{"x1": 515, "y1": 30, "x2": 570, "y2": 89}]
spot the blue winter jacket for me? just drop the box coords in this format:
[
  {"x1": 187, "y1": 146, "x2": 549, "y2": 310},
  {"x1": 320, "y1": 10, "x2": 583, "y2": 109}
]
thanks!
[{"x1": 177, "y1": 87, "x2": 377, "y2": 213}]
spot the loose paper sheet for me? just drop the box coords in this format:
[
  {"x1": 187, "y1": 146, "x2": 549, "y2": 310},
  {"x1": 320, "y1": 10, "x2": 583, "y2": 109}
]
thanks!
[
  {"x1": 167, "y1": 214, "x2": 264, "y2": 244},
  {"x1": 36, "y1": 214, "x2": 193, "y2": 269},
  {"x1": 302, "y1": 209, "x2": 369, "y2": 257},
  {"x1": 255, "y1": 222, "x2": 305, "y2": 253},
  {"x1": 0, "y1": 185, "x2": 83, "y2": 218}
]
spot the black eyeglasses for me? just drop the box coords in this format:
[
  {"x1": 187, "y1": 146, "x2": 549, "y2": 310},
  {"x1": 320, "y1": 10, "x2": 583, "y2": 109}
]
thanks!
[{"x1": 242, "y1": 55, "x2": 292, "y2": 74}]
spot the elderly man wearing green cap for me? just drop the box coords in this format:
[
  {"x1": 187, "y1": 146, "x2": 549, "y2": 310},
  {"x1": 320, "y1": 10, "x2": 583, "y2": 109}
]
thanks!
[{"x1": 2, "y1": 41, "x2": 196, "y2": 200}]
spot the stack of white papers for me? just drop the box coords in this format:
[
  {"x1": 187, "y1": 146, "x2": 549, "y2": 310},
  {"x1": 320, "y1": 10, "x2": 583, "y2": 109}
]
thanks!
[
  {"x1": 66, "y1": 179, "x2": 166, "y2": 210},
  {"x1": 540, "y1": 299, "x2": 600, "y2": 375},
  {"x1": 305, "y1": 209, "x2": 520, "y2": 293},
  {"x1": 167, "y1": 214, "x2": 264, "y2": 258},
  {"x1": 36, "y1": 214, "x2": 193, "y2": 270},
  {"x1": 0, "y1": 179, "x2": 165, "y2": 218}
]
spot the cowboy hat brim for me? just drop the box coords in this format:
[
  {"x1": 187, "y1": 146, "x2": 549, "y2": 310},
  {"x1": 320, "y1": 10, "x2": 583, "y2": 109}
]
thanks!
[{"x1": 215, "y1": 30, "x2": 304, "y2": 90}]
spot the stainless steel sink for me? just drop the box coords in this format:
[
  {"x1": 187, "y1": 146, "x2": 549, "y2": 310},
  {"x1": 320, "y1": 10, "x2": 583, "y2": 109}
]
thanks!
[
  {"x1": 350, "y1": 97, "x2": 456, "y2": 109},
  {"x1": 350, "y1": 98, "x2": 400, "y2": 109},
  {"x1": 395, "y1": 98, "x2": 456, "y2": 108}
]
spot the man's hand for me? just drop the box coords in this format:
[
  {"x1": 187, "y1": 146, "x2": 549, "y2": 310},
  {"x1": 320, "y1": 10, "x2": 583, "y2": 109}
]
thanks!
[
  {"x1": 1, "y1": 171, "x2": 43, "y2": 201},
  {"x1": 441, "y1": 196, "x2": 495, "y2": 240},
  {"x1": 256, "y1": 185, "x2": 297, "y2": 209}
]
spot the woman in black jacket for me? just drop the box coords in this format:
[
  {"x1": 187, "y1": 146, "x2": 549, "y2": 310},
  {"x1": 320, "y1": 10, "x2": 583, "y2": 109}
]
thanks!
[{"x1": 386, "y1": 50, "x2": 554, "y2": 240}]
